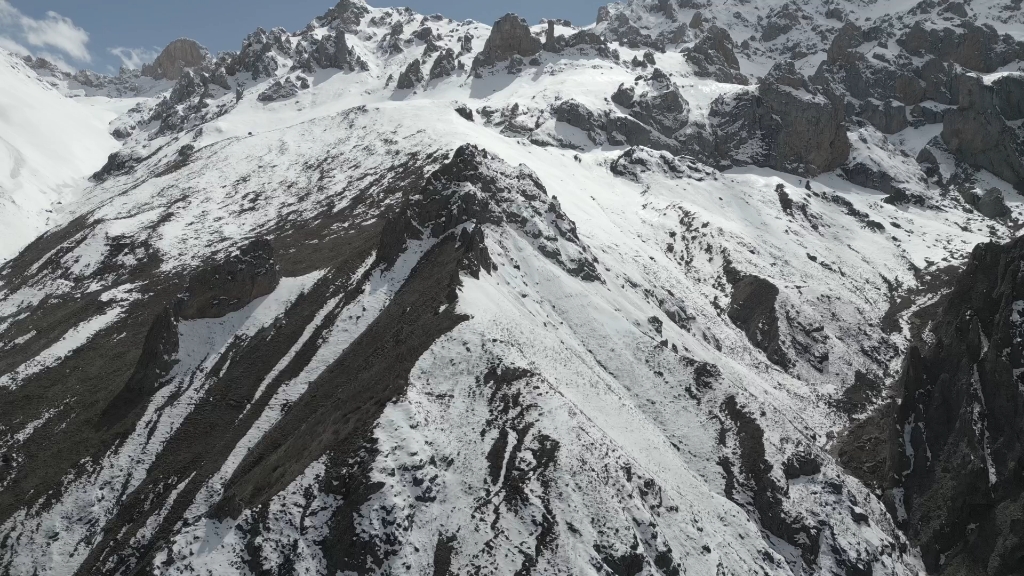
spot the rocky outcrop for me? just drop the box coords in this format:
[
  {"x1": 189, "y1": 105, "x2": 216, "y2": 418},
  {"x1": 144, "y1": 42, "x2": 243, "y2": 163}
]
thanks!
[
  {"x1": 707, "y1": 61, "x2": 850, "y2": 176},
  {"x1": 178, "y1": 238, "x2": 279, "y2": 320},
  {"x1": 942, "y1": 72, "x2": 1024, "y2": 190},
  {"x1": 962, "y1": 187, "x2": 1011, "y2": 218},
  {"x1": 898, "y1": 20, "x2": 1024, "y2": 73},
  {"x1": 310, "y1": 32, "x2": 351, "y2": 70},
  {"x1": 857, "y1": 98, "x2": 909, "y2": 134},
  {"x1": 760, "y1": 2, "x2": 803, "y2": 43},
  {"x1": 429, "y1": 48, "x2": 457, "y2": 80},
  {"x1": 684, "y1": 25, "x2": 748, "y2": 85},
  {"x1": 257, "y1": 76, "x2": 308, "y2": 102},
  {"x1": 141, "y1": 38, "x2": 208, "y2": 81},
  {"x1": 322, "y1": 0, "x2": 371, "y2": 33},
  {"x1": 472, "y1": 13, "x2": 542, "y2": 70},
  {"x1": 236, "y1": 27, "x2": 291, "y2": 80},
  {"x1": 727, "y1": 275, "x2": 791, "y2": 369},
  {"x1": 842, "y1": 236, "x2": 1024, "y2": 574},
  {"x1": 396, "y1": 59, "x2": 424, "y2": 89}
]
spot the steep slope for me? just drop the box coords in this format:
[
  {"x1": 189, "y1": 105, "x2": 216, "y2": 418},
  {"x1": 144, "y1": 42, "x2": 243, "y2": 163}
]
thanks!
[
  {"x1": 1, "y1": 0, "x2": 1024, "y2": 575},
  {"x1": 0, "y1": 51, "x2": 121, "y2": 261}
]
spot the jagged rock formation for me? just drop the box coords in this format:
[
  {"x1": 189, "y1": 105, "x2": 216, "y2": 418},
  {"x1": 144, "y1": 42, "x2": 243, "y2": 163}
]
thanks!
[
  {"x1": 842, "y1": 236, "x2": 1024, "y2": 575},
  {"x1": 706, "y1": 61, "x2": 851, "y2": 176},
  {"x1": 396, "y1": 58, "x2": 424, "y2": 89},
  {"x1": 684, "y1": 25, "x2": 747, "y2": 85},
  {"x1": 472, "y1": 13, "x2": 542, "y2": 71},
  {"x1": 141, "y1": 38, "x2": 209, "y2": 81}
]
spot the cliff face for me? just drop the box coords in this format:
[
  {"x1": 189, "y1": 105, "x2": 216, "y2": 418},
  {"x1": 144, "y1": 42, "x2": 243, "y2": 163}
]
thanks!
[{"x1": 842, "y1": 236, "x2": 1024, "y2": 575}]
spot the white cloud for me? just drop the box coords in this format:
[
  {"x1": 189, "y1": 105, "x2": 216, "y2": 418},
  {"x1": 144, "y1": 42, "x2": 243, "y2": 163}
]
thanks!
[
  {"x1": 109, "y1": 46, "x2": 158, "y2": 69},
  {"x1": 0, "y1": 34, "x2": 28, "y2": 56},
  {"x1": 0, "y1": 1, "x2": 90, "y2": 63}
]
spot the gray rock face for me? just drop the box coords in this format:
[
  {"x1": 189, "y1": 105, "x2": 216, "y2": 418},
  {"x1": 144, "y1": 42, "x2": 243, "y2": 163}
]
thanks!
[
  {"x1": 429, "y1": 48, "x2": 457, "y2": 80},
  {"x1": 760, "y1": 3, "x2": 803, "y2": 42},
  {"x1": 898, "y1": 20, "x2": 1024, "y2": 73},
  {"x1": 942, "y1": 73, "x2": 1024, "y2": 190},
  {"x1": 628, "y1": 85, "x2": 691, "y2": 139},
  {"x1": 322, "y1": 0, "x2": 371, "y2": 33},
  {"x1": 310, "y1": 32, "x2": 351, "y2": 70},
  {"x1": 919, "y1": 57, "x2": 959, "y2": 104},
  {"x1": 727, "y1": 275, "x2": 791, "y2": 369},
  {"x1": 708, "y1": 61, "x2": 851, "y2": 176},
  {"x1": 472, "y1": 13, "x2": 542, "y2": 70},
  {"x1": 857, "y1": 99, "x2": 909, "y2": 134},
  {"x1": 257, "y1": 77, "x2": 305, "y2": 102},
  {"x1": 841, "y1": 237, "x2": 1024, "y2": 574},
  {"x1": 962, "y1": 187, "x2": 1012, "y2": 218},
  {"x1": 141, "y1": 38, "x2": 208, "y2": 81},
  {"x1": 812, "y1": 25, "x2": 924, "y2": 108},
  {"x1": 549, "y1": 98, "x2": 682, "y2": 155},
  {"x1": 684, "y1": 25, "x2": 748, "y2": 85},
  {"x1": 236, "y1": 28, "x2": 291, "y2": 80},
  {"x1": 396, "y1": 59, "x2": 424, "y2": 89}
]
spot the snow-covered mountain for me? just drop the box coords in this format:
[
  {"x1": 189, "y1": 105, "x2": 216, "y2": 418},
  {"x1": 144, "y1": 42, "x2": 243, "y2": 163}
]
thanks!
[{"x1": 1, "y1": 0, "x2": 1023, "y2": 574}]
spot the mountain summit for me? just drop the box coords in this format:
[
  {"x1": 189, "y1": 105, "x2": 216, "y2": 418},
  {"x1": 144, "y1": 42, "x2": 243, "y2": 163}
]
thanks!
[{"x1": 2, "y1": 0, "x2": 1024, "y2": 574}]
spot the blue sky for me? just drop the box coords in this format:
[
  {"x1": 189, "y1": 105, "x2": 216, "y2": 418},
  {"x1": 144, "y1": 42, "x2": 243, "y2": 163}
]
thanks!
[{"x1": 0, "y1": 0, "x2": 607, "y2": 73}]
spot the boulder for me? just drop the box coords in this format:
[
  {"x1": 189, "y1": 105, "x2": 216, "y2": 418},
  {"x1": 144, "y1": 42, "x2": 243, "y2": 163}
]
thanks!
[
  {"x1": 841, "y1": 237, "x2": 1024, "y2": 573},
  {"x1": 727, "y1": 275, "x2": 792, "y2": 369},
  {"x1": 962, "y1": 187, "x2": 1011, "y2": 218},
  {"x1": 141, "y1": 38, "x2": 208, "y2": 81}
]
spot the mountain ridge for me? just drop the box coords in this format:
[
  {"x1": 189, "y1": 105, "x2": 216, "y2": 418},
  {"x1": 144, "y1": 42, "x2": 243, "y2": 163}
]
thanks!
[{"x1": 2, "y1": 0, "x2": 1024, "y2": 574}]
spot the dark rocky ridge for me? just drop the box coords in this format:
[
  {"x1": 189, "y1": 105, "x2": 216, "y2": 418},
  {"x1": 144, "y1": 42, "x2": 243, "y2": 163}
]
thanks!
[{"x1": 840, "y1": 236, "x2": 1024, "y2": 575}]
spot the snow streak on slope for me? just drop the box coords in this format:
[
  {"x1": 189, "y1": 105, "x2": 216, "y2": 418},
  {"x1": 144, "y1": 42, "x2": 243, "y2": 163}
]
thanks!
[{"x1": 0, "y1": 50, "x2": 120, "y2": 261}]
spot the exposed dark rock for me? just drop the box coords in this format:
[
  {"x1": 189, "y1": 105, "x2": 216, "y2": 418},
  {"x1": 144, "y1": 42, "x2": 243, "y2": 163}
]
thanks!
[
  {"x1": 178, "y1": 238, "x2": 279, "y2": 320},
  {"x1": 455, "y1": 103, "x2": 474, "y2": 121},
  {"x1": 396, "y1": 59, "x2": 424, "y2": 89},
  {"x1": 727, "y1": 275, "x2": 791, "y2": 369},
  {"x1": 707, "y1": 61, "x2": 851, "y2": 177},
  {"x1": 472, "y1": 13, "x2": 542, "y2": 70},
  {"x1": 141, "y1": 38, "x2": 209, "y2": 81},
  {"x1": 760, "y1": 3, "x2": 803, "y2": 42},
  {"x1": 322, "y1": 0, "x2": 371, "y2": 33},
  {"x1": 429, "y1": 48, "x2": 457, "y2": 80},
  {"x1": 857, "y1": 98, "x2": 909, "y2": 134},
  {"x1": 942, "y1": 73, "x2": 1024, "y2": 190},
  {"x1": 920, "y1": 57, "x2": 959, "y2": 104},
  {"x1": 720, "y1": 396, "x2": 820, "y2": 567},
  {"x1": 783, "y1": 452, "x2": 822, "y2": 480},
  {"x1": 962, "y1": 187, "x2": 1012, "y2": 218},
  {"x1": 842, "y1": 236, "x2": 1024, "y2": 573},
  {"x1": 627, "y1": 84, "x2": 691, "y2": 139},
  {"x1": 689, "y1": 11, "x2": 703, "y2": 29},
  {"x1": 309, "y1": 32, "x2": 352, "y2": 70},
  {"x1": 236, "y1": 27, "x2": 290, "y2": 80},
  {"x1": 897, "y1": 20, "x2": 1024, "y2": 73},
  {"x1": 257, "y1": 77, "x2": 304, "y2": 102},
  {"x1": 612, "y1": 83, "x2": 635, "y2": 108},
  {"x1": 684, "y1": 25, "x2": 748, "y2": 85}
]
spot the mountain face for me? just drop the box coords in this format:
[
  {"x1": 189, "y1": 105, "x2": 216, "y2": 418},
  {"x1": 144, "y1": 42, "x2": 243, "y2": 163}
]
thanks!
[{"x1": 1, "y1": 0, "x2": 1024, "y2": 575}]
